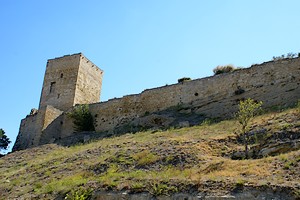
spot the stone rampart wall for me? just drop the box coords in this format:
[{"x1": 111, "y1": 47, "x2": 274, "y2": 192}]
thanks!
[
  {"x1": 42, "y1": 57, "x2": 300, "y2": 144},
  {"x1": 13, "y1": 114, "x2": 40, "y2": 151},
  {"x1": 85, "y1": 58, "x2": 299, "y2": 133}
]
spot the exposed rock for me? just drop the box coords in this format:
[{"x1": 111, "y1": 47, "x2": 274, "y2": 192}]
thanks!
[
  {"x1": 178, "y1": 121, "x2": 190, "y2": 128},
  {"x1": 258, "y1": 139, "x2": 300, "y2": 157},
  {"x1": 29, "y1": 108, "x2": 38, "y2": 116}
]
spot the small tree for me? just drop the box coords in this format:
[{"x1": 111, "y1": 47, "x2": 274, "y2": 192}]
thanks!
[
  {"x1": 68, "y1": 104, "x2": 95, "y2": 132},
  {"x1": 236, "y1": 98, "x2": 262, "y2": 158},
  {"x1": 0, "y1": 129, "x2": 11, "y2": 152}
]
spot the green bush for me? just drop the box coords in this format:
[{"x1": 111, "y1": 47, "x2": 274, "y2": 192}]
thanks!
[
  {"x1": 67, "y1": 104, "x2": 95, "y2": 132},
  {"x1": 213, "y1": 65, "x2": 236, "y2": 75}
]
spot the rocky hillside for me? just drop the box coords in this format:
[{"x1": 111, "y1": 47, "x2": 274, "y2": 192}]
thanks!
[{"x1": 0, "y1": 107, "x2": 300, "y2": 200}]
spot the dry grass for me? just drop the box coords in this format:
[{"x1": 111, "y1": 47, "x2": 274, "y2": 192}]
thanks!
[{"x1": 0, "y1": 107, "x2": 299, "y2": 199}]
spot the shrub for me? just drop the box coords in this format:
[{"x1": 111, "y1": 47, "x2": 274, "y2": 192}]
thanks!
[
  {"x1": 178, "y1": 77, "x2": 191, "y2": 83},
  {"x1": 67, "y1": 104, "x2": 95, "y2": 132},
  {"x1": 213, "y1": 65, "x2": 236, "y2": 75},
  {"x1": 272, "y1": 52, "x2": 297, "y2": 61}
]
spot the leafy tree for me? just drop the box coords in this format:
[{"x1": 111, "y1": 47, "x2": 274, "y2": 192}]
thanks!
[
  {"x1": 236, "y1": 98, "x2": 262, "y2": 158},
  {"x1": 0, "y1": 129, "x2": 11, "y2": 151},
  {"x1": 67, "y1": 104, "x2": 95, "y2": 132}
]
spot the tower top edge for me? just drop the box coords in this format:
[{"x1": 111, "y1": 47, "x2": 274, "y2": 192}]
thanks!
[{"x1": 47, "y1": 53, "x2": 82, "y2": 61}]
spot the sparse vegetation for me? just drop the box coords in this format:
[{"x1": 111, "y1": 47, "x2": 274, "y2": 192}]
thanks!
[
  {"x1": 236, "y1": 98, "x2": 263, "y2": 158},
  {"x1": 1, "y1": 106, "x2": 300, "y2": 199},
  {"x1": 213, "y1": 65, "x2": 236, "y2": 75},
  {"x1": 67, "y1": 104, "x2": 95, "y2": 132},
  {"x1": 272, "y1": 52, "x2": 297, "y2": 61}
]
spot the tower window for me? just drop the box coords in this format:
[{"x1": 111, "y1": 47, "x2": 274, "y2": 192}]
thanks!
[
  {"x1": 50, "y1": 82, "x2": 56, "y2": 93},
  {"x1": 60, "y1": 73, "x2": 63, "y2": 78}
]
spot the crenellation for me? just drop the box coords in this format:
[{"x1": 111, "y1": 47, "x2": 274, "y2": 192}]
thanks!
[{"x1": 13, "y1": 54, "x2": 300, "y2": 151}]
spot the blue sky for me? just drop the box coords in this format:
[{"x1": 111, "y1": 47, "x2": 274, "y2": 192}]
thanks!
[{"x1": 1, "y1": 0, "x2": 300, "y2": 153}]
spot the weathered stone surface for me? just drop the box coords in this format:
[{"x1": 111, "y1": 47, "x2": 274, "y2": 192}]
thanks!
[{"x1": 259, "y1": 139, "x2": 300, "y2": 157}]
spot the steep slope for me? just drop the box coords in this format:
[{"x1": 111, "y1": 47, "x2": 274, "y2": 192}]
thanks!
[{"x1": 1, "y1": 108, "x2": 300, "y2": 199}]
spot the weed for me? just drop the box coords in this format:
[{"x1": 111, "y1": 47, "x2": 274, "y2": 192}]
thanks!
[
  {"x1": 235, "y1": 179, "x2": 246, "y2": 187},
  {"x1": 41, "y1": 174, "x2": 88, "y2": 194},
  {"x1": 278, "y1": 154, "x2": 288, "y2": 162},
  {"x1": 133, "y1": 150, "x2": 159, "y2": 166},
  {"x1": 280, "y1": 123, "x2": 293, "y2": 130},
  {"x1": 283, "y1": 158, "x2": 299, "y2": 170},
  {"x1": 149, "y1": 181, "x2": 177, "y2": 196},
  {"x1": 131, "y1": 182, "x2": 145, "y2": 191},
  {"x1": 33, "y1": 182, "x2": 43, "y2": 193},
  {"x1": 64, "y1": 187, "x2": 93, "y2": 200}
]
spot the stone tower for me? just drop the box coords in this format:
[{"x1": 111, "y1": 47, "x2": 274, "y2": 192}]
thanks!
[
  {"x1": 13, "y1": 53, "x2": 103, "y2": 151},
  {"x1": 39, "y1": 53, "x2": 103, "y2": 111}
]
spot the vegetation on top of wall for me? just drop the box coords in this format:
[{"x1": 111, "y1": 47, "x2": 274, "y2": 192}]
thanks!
[
  {"x1": 67, "y1": 104, "x2": 95, "y2": 132},
  {"x1": 177, "y1": 77, "x2": 191, "y2": 83},
  {"x1": 213, "y1": 65, "x2": 236, "y2": 75},
  {"x1": 272, "y1": 52, "x2": 298, "y2": 61}
]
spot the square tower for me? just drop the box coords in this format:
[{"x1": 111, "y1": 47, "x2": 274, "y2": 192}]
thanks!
[{"x1": 39, "y1": 53, "x2": 103, "y2": 111}]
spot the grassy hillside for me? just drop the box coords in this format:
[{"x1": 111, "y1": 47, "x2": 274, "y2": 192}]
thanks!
[{"x1": 0, "y1": 107, "x2": 299, "y2": 199}]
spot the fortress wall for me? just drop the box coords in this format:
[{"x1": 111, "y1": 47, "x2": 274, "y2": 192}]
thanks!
[
  {"x1": 13, "y1": 115, "x2": 38, "y2": 151},
  {"x1": 75, "y1": 55, "x2": 104, "y2": 104},
  {"x1": 12, "y1": 111, "x2": 46, "y2": 151},
  {"x1": 86, "y1": 58, "x2": 300, "y2": 134},
  {"x1": 16, "y1": 57, "x2": 300, "y2": 149},
  {"x1": 13, "y1": 106, "x2": 63, "y2": 150},
  {"x1": 42, "y1": 106, "x2": 63, "y2": 130}
]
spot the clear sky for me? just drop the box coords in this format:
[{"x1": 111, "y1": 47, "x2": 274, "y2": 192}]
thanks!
[{"x1": 1, "y1": 0, "x2": 300, "y2": 153}]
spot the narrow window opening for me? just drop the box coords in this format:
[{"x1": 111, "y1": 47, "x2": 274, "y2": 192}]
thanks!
[
  {"x1": 60, "y1": 73, "x2": 63, "y2": 78},
  {"x1": 50, "y1": 82, "x2": 56, "y2": 93},
  {"x1": 57, "y1": 94, "x2": 60, "y2": 98}
]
